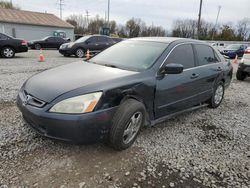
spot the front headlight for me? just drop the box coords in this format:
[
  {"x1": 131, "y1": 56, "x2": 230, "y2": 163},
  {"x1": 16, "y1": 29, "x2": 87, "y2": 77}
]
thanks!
[
  {"x1": 68, "y1": 43, "x2": 74, "y2": 48},
  {"x1": 49, "y1": 92, "x2": 102, "y2": 114}
]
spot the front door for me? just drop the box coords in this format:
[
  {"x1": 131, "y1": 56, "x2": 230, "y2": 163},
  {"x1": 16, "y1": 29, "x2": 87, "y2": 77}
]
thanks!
[{"x1": 155, "y1": 44, "x2": 202, "y2": 119}]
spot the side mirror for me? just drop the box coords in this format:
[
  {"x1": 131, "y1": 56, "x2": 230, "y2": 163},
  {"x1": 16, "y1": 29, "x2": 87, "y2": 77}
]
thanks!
[{"x1": 163, "y1": 63, "x2": 184, "y2": 74}]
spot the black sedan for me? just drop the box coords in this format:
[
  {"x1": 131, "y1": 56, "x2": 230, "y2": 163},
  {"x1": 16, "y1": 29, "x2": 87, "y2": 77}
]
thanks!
[
  {"x1": 0, "y1": 33, "x2": 28, "y2": 58},
  {"x1": 28, "y1": 36, "x2": 68, "y2": 50},
  {"x1": 17, "y1": 37, "x2": 233, "y2": 150},
  {"x1": 59, "y1": 35, "x2": 115, "y2": 58}
]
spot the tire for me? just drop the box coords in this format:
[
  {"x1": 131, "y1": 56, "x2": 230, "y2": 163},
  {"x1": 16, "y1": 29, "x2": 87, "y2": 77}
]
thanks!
[
  {"x1": 236, "y1": 70, "x2": 247, "y2": 81},
  {"x1": 34, "y1": 44, "x2": 41, "y2": 50},
  {"x1": 1, "y1": 47, "x2": 15, "y2": 58},
  {"x1": 109, "y1": 99, "x2": 146, "y2": 150},
  {"x1": 208, "y1": 81, "x2": 224, "y2": 108},
  {"x1": 75, "y1": 48, "x2": 85, "y2": 58}
]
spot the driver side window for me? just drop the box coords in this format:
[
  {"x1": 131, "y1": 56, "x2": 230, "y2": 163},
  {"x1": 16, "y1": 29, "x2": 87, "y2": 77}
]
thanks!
[{"x1": 165, "y1": 44, "x2": 195, "y2": 69}]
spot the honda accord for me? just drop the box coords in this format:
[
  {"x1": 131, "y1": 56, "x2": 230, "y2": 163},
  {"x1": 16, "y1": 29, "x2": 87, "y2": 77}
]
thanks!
[{"x1": 17, "y1": 37, "x2": 233, "y2": 150}]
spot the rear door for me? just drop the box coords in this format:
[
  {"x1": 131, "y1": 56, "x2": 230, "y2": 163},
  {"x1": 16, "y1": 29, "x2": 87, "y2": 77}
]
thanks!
[
  {"x1": 85, "y1": 36, "x2": 98, "y2": 52},
  {"x1": 193, "y1": 44, "x2": 224, "y2": 102},
  {"x1": 97, "y1": 36, "x2": 113, "y2": 50},
  {"x1": 155, "y1": 44, "x2": 202, "y2": 118}
]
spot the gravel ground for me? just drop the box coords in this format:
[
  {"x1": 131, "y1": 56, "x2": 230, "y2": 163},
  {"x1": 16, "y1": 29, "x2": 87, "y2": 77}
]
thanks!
[{"x1": 0, "y1": 50, "x2": 249, "y2": 188}]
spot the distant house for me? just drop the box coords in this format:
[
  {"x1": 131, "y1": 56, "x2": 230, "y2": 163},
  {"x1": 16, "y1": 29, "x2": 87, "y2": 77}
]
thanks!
[{"x1": 0, "y1": 8, "x2": 74, "y2": 41}]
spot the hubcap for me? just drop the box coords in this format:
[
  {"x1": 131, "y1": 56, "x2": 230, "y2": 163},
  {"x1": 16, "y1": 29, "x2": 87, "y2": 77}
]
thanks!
[
  {"x1": 123, "y1": 112, "x2": 142, "y2": 144},
  {"x1": 76, "y1": 49, "x2": 84, "y2": 58},
  {"x1": 3, "y1": 48, "x2": 14, "y2": 57},
  {"x1": 35, "y1": 44, "x2": 41, "y2": 50},
  {"x1": 214, "y1": 85, "x2": 223, "y2": 105}
]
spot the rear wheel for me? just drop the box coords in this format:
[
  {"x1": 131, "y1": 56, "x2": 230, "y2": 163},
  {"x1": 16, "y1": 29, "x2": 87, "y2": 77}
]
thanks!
[
  {"x1": 109, "y1": 99, "x2": 146, "y2": 150},
  {"x1": 1, "y1": 47, "x2": 15, "y2": 58},
  {"x1": 34, "y1": 44, "x2": 41, "y2": 50},
  {"x1": 75, "y1": 48, "x2": 85, "y2": 58},
  {"x1": 208, "y1": 81, "x2": 224, "y2": 108},
  {"x1": 236, "y1": 70, "x2": 247, "y2": 81}
]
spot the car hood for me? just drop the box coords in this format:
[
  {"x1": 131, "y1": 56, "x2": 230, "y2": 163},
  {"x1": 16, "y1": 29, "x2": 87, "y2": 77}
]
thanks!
[{"x1": 24, "y1": 61, "x2": 138, "y2": 103}]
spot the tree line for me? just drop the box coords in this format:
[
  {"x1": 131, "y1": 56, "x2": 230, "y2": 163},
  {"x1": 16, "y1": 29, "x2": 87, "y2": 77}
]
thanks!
[
  {"x1": 1, "y1": 0, "x2": 249, "y2": 41},
  {"x1": 66, "y1": 15, "x2": 166, "y2": 38},
  {"x1": 67, "y1": 14, "x2": 250, "y2": 41},
  {"x1": 172, "y1": 18, "x2": 250, "y2": 41}
]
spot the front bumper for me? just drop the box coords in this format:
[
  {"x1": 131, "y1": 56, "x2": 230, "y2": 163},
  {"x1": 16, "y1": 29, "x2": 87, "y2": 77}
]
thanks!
[
  {"x1": 238, "y1": 63, "x2": 250, "y2": 74},
  {"x1": 17, "y1": 92, "x2": 117, "y2": 144},
  {"x1": 59, "y1": 48, "x2": 73, "y2": 56},
  {"x1": 16, "y1": 45, "x2": 28, "y2": 53}
]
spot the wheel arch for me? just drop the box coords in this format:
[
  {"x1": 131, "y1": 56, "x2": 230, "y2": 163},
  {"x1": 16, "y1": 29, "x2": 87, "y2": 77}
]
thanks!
[{"x1": 119, "y1": 95, "x2": 151, "y2": 126}]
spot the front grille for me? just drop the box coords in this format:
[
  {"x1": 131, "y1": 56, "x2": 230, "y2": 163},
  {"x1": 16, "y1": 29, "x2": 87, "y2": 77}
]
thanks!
[{"x1": 23, "y1": 90, "x2": 46, "y2": 108}]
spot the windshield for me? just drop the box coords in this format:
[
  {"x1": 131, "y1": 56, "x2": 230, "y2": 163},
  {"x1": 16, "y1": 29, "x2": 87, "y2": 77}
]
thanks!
[
  {"x1": 89, "y1": 40, "x2": 168, "y2": 71},
  {"x1": 75, "y1": 36, "x2": 91, "y2": 43},
  {"x1": 226, "y1": 44, "x2": 241, "y2": 50}
]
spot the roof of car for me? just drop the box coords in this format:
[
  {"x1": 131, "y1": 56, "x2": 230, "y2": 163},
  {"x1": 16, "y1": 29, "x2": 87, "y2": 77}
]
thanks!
[{"x1": 129, "y1": 37, "x2": 205, "y2": 44}]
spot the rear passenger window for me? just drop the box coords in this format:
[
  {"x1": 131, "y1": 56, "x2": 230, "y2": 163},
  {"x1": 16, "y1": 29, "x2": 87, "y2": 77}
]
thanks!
[
  {"x1": 195, "y1": 45, "x2": 218, "y2": 66},
  {"x1": 166, "y1": 44, "x2": 195, "y2": 69},
  {"x1": 98, "y1": 36, "x2": 108, "y2": 42}
]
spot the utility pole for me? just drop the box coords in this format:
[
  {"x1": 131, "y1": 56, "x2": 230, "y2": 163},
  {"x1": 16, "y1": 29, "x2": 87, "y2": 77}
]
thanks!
[
  {"x1": 107, "y1": 0, "x2": 110, "y2": 27},
  {"x1": 197, "y1": 0, "x2": 203, "y2": 39},
  {"x1": 86, "y1": 10, "x2": 90, "y2": 28},
  {"x1": 59, "y1": 0, "x2": 63, "y2": 19},
  {"x1": 212, "y1": 6, "x2": 222, "y2": 40}
]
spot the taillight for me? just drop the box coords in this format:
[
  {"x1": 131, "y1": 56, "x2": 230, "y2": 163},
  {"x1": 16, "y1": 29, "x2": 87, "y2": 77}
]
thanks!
[
  {"x1": 21, "y1": 40, "x2": 27, "y2": 46},
  {"x1": 244, "y1": 49, "x2": 250, "y2": 54}
]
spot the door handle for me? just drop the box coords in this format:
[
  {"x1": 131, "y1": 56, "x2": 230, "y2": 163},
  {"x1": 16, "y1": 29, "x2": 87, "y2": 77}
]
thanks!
[
  {"x1": 216, "y1": 67, "x2": 222, "y2": 71},
  {"x1": 191, "y1": 73, "x2": 199, "y2": 79}
]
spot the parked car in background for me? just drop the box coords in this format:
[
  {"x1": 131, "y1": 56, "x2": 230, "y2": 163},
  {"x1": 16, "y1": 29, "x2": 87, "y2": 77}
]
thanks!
[
  {"x1": 212, "y1": 42, "x2": 225, "y2": 52},
  {"x1": 220, "y1": 44, "x2": 248, "y2": 58},
  {"x1": 59, "y1": 35, "x2": 115, "y2": 58},
  {"x1": 111, "y1": 37, "x2": 124, "y2": 43},
  {"x1": 236, "y1": 47, "x2": 250, "y2": 80},
  {"x1": 28, "y1": 36, "x2": 68, "y2": 50},
  {"x1": 17, "y1": 37, "x2": 233, "y2": 150},
  {"x1": 0, "y1": 33, "x2": 28, "y2": 58}
]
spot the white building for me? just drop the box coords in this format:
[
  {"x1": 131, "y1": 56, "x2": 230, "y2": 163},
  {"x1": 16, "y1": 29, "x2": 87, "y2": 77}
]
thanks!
[{"x1": 0, "y1": 8, "x2": 74, "y2": 41}]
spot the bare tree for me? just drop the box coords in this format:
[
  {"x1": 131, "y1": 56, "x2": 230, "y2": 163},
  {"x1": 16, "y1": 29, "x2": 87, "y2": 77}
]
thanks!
[
  {"x1": 236, "y1": 18, "x2": 250, "y2": 41},
  {"x1": 0, "y1": 1, "x2": 20, "y2": 9}
]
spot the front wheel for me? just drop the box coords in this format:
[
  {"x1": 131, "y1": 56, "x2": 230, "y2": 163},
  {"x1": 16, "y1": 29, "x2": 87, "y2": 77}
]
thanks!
[
  {"x1": 109, "y1": 99, "x2": 146, "y2": 150},
  {"x1": 34, "y1": 44, "x2": 41, "y2": 50},
  {"x1": 236, "y1": 70, "x2": 247, "y2": 81},
  {"x1": 208, "y1": 81, "x2": 224, "y2": 108},
  {"x1": 75, "y1": 48, "x2": 85, "y2": 58},
  {"x1": 1, "y1": 47, "x2": 15, "y2": 58}
]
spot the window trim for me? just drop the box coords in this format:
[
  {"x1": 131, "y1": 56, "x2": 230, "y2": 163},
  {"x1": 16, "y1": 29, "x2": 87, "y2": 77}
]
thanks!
[
  {"x1": 193, "y1": 44, "x2": 219, "y2": 67},
  {"x1": 159, "y1": 42, "x2": 196, "y2": 72}
]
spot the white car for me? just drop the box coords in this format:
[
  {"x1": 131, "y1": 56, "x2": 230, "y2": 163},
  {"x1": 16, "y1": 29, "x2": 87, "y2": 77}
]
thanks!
[
  {"x1": 236, "y1": 47, "x2": 250, "y2": 80},
  {"x1": 212, "y1": 42, "x2": 225, "y2": 52}
]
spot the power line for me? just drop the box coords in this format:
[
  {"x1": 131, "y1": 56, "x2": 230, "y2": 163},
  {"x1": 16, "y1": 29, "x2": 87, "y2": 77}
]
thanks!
[{"x1": 197, "y1": 0, "x2": 203, "y2": 39}]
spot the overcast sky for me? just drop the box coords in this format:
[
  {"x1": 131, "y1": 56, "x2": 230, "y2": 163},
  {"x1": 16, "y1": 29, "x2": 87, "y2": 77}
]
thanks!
[{"x1": 12, "y1": 0, "x2": 250, "y2": 29}]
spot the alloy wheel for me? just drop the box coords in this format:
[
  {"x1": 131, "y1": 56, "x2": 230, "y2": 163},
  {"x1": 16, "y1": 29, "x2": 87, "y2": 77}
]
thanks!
[
  {"x1": 3, "y1": 48, "x2": 14, "y2": 58},
  {"x1": 123, "y1": 112, "x2": 142, "y2": 144},
  {"x1": 76, "y1": 49, "x2": 84, "y2": 58},
  {"x1": 214, "y1": 85, "x2": 224, "y2": 105}
]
